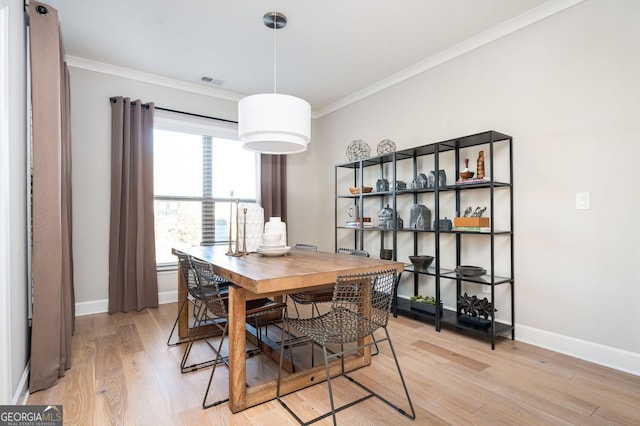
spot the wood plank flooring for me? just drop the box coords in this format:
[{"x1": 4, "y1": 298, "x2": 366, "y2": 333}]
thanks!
[{"x1": 27, "y1": 303, "x2": 640, "y2": 425}]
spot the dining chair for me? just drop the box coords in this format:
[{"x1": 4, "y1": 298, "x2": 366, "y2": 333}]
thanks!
[
  {"x1": 289, "y1": 244, "x2": 327, "y2": 318},
  {"x1": 290, "y1": 247, "x2": 369, "y2": 318},
  {"x1": 288, "y1": 247, "x2": 379, "y2": 365},
  {"x1": 183, "y1": 256, "x2": 287, "y2": 408},
  {"x1": 167, "y1": 250, "x2": 230, "y2": 347},
  {"x1": 276, "y1": 268, "x2": 415, "y2": 425}
]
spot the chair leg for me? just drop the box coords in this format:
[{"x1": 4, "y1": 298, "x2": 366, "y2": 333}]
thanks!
[
  {"x1": 344, "y1": 328, "x2": 416, "y2": 420},
  {"x1": 276, "y1": 319, "x2": 298, "y2": 416},
  {"x1": 279, "y1": 328, "x2": 415, "y2": 424},
  {"x1": 322, "y1": 344, "x2": 338, "y2": 425},
  {"x1": 202, "y1": 322, "x2": 230, "y2": 409},
  {"x1": 167, "y1": 295, "x2": 189, "y2": 346},
  {"x1": 181, "y1": 303, "x2": 224, "y2": 373}
]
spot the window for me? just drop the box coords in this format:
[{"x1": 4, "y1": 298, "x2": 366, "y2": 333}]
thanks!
[{"x1": 153, "y1": 111, "x2": 259, "y2": 265}]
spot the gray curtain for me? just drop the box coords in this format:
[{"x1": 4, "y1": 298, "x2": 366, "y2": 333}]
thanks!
[
  {"x1": 28, "y1": 1, "x2": 75, "y2": 392},
  {"x1": 260, "y1": 154, "x2": 287, "y2": 222},
  {"x1": 108, "y1": 97, "x2": 158, "y2": 313}
]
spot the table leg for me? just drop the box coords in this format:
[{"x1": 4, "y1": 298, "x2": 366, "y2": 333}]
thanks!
[
  {"x1": 177, "y1": 258, "x2": 188, "y2": 339},
  {"x1": 228, "y1": 285, "x2": 247, "y2": 413}
]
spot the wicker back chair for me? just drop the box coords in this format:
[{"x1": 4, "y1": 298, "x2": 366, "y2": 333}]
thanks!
[
  {"x1": 277, "y1": 269, "x2": 415, "y2": 424},
  {"x1": 182, "y1": 256, "x2": 286, "y2": 409},
  {"x1": 167, "y1": 250, "x2": 229, "y2": 346},
  {"x1": 290, "y1": 248, "x2": 370, "y2": 317}
]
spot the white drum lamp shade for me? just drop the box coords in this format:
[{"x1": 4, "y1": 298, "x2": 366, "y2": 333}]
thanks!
[{"x1": 239, "y1": 93, "x2": 311, "y2": 155}]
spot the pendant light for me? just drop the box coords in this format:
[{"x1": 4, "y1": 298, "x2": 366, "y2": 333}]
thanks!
[{"x1": 239, "y1": 12, "x2": 311, "y2": 154}]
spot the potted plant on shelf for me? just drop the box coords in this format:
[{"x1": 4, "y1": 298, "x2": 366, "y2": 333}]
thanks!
[{"x1": 410, "y1": 295, "x2": 442, "y2": 314}]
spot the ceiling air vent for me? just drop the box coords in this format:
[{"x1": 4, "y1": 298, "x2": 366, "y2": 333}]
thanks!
[{"x1": 201, "y1": 76, "x2": 224, "y2": 85}]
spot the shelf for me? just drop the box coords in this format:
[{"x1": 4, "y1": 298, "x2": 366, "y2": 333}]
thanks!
[
  {"x1": 440, "y1": 271, "x2": 513, "y2": 285},
  {"x1": 395, "y1": 297, "x2": 437, "y2": 322},
  {"x1": 404, "y1": 264, "x2": 455, "y2": 276},
  {"x1": 336, "y1": 130, "x2": 514, "y2": 350},
  {"x1": 440, "y1": 309, "x2": 513, "y2": 337},
  {"x1": 395, "y1": 298, "x2": 512, "y2": 337}
]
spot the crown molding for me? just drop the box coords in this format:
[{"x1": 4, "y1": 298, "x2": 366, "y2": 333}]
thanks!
[
  {"x1": 313, "y1": 0, "x2": 585, "y2": 118},
  {"x1": 65, "y1": 55, "x2": 244, "y2": 102}
]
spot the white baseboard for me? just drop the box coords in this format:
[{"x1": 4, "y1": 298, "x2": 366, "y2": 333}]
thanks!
[
  {"x1": 74, "y1": 291, "x2": 178, "y2": 317},
  {"x1": 13, "y1": 361, "x2": 29, "y2": 405},
  {"x1": 516, "y1": 324, "x2": 640, "y2": 376}
]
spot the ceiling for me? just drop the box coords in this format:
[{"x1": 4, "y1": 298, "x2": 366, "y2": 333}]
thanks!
[{"x1": 43, "y1": 0, "x2": 561, "y2": 116}]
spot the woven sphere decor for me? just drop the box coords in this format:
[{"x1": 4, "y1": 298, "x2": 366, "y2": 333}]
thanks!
[
  {"x1": 377, "y1": 139, "x2": 396, "y2": 155},
  {"x1": 346, "y1": 139, "x2": 371, "y2": 161}
]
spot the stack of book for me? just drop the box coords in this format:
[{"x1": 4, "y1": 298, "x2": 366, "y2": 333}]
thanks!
[
  {"x1": 452, "y1": 226, "x2": 491, "y2": 232},
  {"x1": 345, "y1": 221, "x2": 374, "y2": 228},
  {"x1": 455, "y1": 178, "x2": 488, "y2": 185}
]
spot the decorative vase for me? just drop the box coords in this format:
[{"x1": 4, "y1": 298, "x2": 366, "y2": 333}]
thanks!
[
  {"x1": 238, "y1": 203, "x2": 264, "y2": 253},
  {"x1": 264, "y1": 217, "x2": 287, "y2": 246}
]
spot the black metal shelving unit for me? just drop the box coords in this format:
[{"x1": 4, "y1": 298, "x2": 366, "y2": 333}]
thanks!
[{"x1": 335, "y1": 130, "x2": 514, "y2": 349}]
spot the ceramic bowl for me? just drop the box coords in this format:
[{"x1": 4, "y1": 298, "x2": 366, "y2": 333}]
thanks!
[
  {"x1": 409, "y1": 255, "x2": 434, "y2": 271},
  {"x1": 261, "y1": 233, "x2": 281, "y2": 246},
  {"x1": 459, "y1": 171, "x2": 474, "y2": 179}
]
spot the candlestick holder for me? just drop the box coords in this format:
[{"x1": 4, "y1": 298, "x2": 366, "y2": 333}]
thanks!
[
  {"x1": 241, "y1": 208, "x2": 248, "y2": 254},
  {"x1": 226, "y1": 191, "x2": 234, "y2": 255},
  {"x1": 233, "y1": 198, "x2": 241, "y2": 256}
]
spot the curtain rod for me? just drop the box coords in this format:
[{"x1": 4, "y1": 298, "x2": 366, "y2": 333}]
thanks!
[
  {"x1": 155, "y1": 106, "x2": 238, "y2": 125},
  {"x1": 109, "y1": 98, "x2": 237, "y2": 124}
]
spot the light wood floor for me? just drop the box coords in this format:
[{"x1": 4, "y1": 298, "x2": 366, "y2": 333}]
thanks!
[{"x1": 27, "y1": 302, "x2": 640, "y2": 425}]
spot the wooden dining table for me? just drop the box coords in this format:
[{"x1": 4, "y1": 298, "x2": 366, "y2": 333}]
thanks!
[{"x1": 173, "y1": 245, "x2": 403, "y2": 413}]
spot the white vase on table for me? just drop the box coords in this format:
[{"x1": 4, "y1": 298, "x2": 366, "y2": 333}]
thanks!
[
  {"x1": 264, "y1": 217, "x2": 287, "y2": 247},
  {"x1": 238, "y1": 203, "x2": 264, "y2": 253}
]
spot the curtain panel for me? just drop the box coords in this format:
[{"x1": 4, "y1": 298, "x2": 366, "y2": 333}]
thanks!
[
  {"x1": 260, "y1": 154, "x2": 287, "y2": 223},
  {"x1": 108, "y1": 97, "x2": 158, "y2": 313},
  {"x1": 28, "y1": 1, "x2": 75, "y2": 392}
]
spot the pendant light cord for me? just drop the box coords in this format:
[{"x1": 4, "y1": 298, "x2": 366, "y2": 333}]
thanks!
[{"x1": 273, "y1": 11, "x2": 277, "y2": 94}]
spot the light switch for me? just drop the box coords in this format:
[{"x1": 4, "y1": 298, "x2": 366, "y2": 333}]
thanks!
[{"x1": 576, "y1": 192, "x2": 591, "y2": 210}]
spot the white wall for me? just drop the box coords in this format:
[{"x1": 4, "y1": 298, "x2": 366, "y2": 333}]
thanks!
[
  {"x1": 304, "y1": 0, "x2": 640, "y2": 374},
  {"x1": 2, "y1": 0, "x2": 29, "y2": 404}
]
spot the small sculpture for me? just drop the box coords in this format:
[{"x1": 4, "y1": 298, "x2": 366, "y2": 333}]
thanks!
[
  {"x1": 409, "y1": 204, "x2": 431, "y2": 230},
  {"x1": 376, "y1": 178, "x2": 389, "y2": 192},
  {"x1": 477, "y1": 150, "x2": 485, "y2": 179},
  {"x1": 376, "y1": 139, "x2": 396, "y2": 155},
  {"x1": 411, "y1": 173, "x2": 428, "y2": 189},
  {"x1": 346, "y1": 139, "x2": 371, "y2": 161}
]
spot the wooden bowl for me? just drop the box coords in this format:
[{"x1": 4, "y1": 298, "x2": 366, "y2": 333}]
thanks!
[
  {"x1": 349, "y1": 186, "x2": 373, "y2": 194},
  {"x1": 459, "y1": 171, "x2": 474, "y2": 179}
]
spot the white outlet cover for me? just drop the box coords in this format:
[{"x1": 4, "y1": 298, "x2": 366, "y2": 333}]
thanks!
[{"x1": 576, "y1": 192, "x2": 591, "y2": 210}]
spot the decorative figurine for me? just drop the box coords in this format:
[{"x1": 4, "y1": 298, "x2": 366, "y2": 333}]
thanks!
[
  {"x1": 409, "y1": 204, "x2": 431, "y2": 230},
  {"x1": 376, "y1": 178, "x2": 389, "y2": 192},
  {"x1": 477, "y1": 150, "x2": 485, "y2": 179}
]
